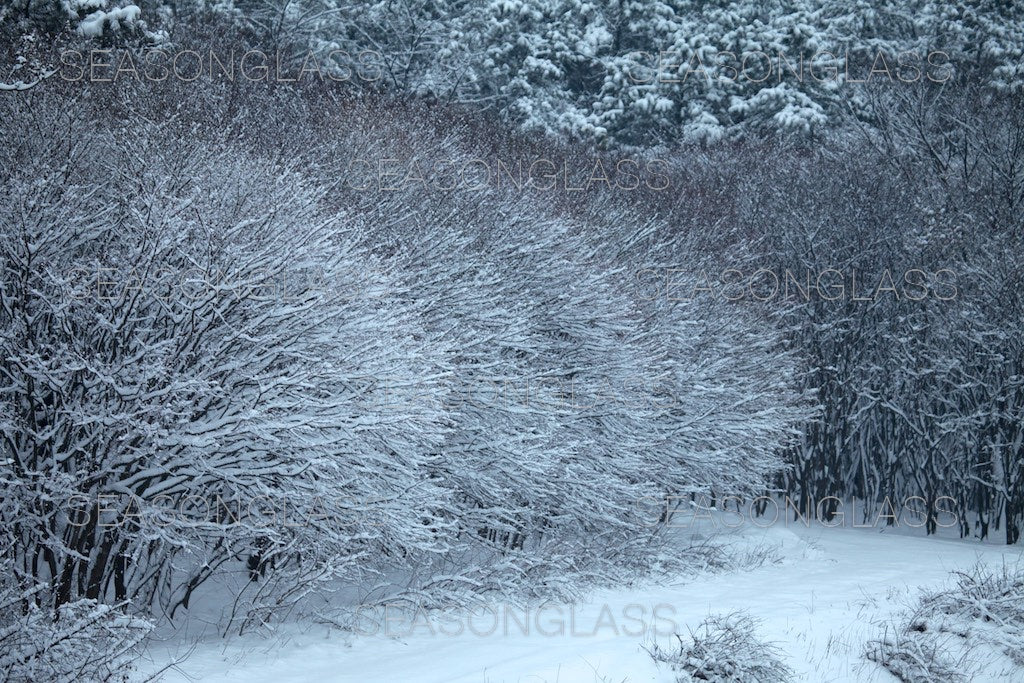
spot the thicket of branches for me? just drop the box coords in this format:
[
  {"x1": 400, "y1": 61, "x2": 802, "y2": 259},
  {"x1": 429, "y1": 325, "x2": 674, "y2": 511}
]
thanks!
[
  {"x1": 761, "y1": 84, "x2": 1023, "y2": 544},
  {"x1": 0, "y1": 71, "x2": 812, "y2": 676}
]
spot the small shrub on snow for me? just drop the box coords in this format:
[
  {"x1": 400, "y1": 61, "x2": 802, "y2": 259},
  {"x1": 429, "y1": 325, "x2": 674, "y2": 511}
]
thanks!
[
  {"x1": 919, "y1": 562, "x2": 1024, "y2": 632},
  {"x1": 646, "y1": 611, "x2": 793, "y2": 682},
  {"x1": 864, "y1": 625, "x2": 969, "y2": 683},
  {"x1": 864, "y1": 562, "x2": 1024, "y2": 682},
  {"x1": 921, "y1": 562, "x2": 1024, "y2": 673}
]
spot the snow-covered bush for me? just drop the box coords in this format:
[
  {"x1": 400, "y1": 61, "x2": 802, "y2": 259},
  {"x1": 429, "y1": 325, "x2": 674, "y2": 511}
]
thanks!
[
  {"x1": 921, "y1": 563, "x2": 1024, "y2": 630},
  {"x1": 646, "y1": 611, "x2": 794, "y2": 683},
  {"x1": 0, "y1": 86, "x2": 453, "y2": 632},
  {"x1": 865, "y1": 563, "x2": 1024, "y2": 681},
  {"x1": 1, "y1": 70, "x2": 813, "y2": 649},
  {"x1": 865, "y1": 628, "x2": 969, "y2": 683},
  {"x1": 0, "y1": 564, "x2": 152, "y2": 683},
  {"x1": 294, "y1": 93, "x2": 813, "y2": 602}
]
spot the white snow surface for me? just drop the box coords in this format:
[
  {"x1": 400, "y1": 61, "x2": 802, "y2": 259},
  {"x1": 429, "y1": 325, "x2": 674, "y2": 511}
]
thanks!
[{"x1": 139, "y1": 523, "x2": 1023, "y2": 682}]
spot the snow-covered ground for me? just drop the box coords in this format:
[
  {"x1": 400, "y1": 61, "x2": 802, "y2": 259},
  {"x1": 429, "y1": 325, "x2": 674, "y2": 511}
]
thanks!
[{"x1": 139, "y1": 521, "x2": 1023, "y2": 682}]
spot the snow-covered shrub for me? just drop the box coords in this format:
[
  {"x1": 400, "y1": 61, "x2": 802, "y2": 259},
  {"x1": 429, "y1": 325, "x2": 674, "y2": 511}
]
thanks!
[
  {"x1": 865, "y1": 563, "x2": 1024, "y2": 681},
  {"x1": 0, "y1": 566, "x2": 152, "y2": 683},
  {"x1": 294, "y1": 93, "x2": 812, "y2": 602},
  {"x1": 0, "y1": 87, "x2": 454, "y2": 632},
  {"x1": 0, "y1": 72, "x2": 812, "y2": 639},
  {"x1": 920, "y1": 563, "x2": 1024, "y2": 630},
  {"x1": 646, "y1": 611, "x2": 793, "y2": 683},
  {"x1": 864, "y1": 628, "x2": 969, "y2": 683}
]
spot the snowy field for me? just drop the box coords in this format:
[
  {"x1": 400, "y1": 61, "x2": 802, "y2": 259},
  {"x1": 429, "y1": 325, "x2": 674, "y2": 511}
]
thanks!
[{"x1": 140, "y1": 523, "x2": 1023, "y2": 682}]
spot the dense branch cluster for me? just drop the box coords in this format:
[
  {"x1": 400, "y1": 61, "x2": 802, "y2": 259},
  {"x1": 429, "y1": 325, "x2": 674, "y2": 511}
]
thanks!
[{"x1": 0, "y1": 80, "x2": 811, "y2": 675}]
